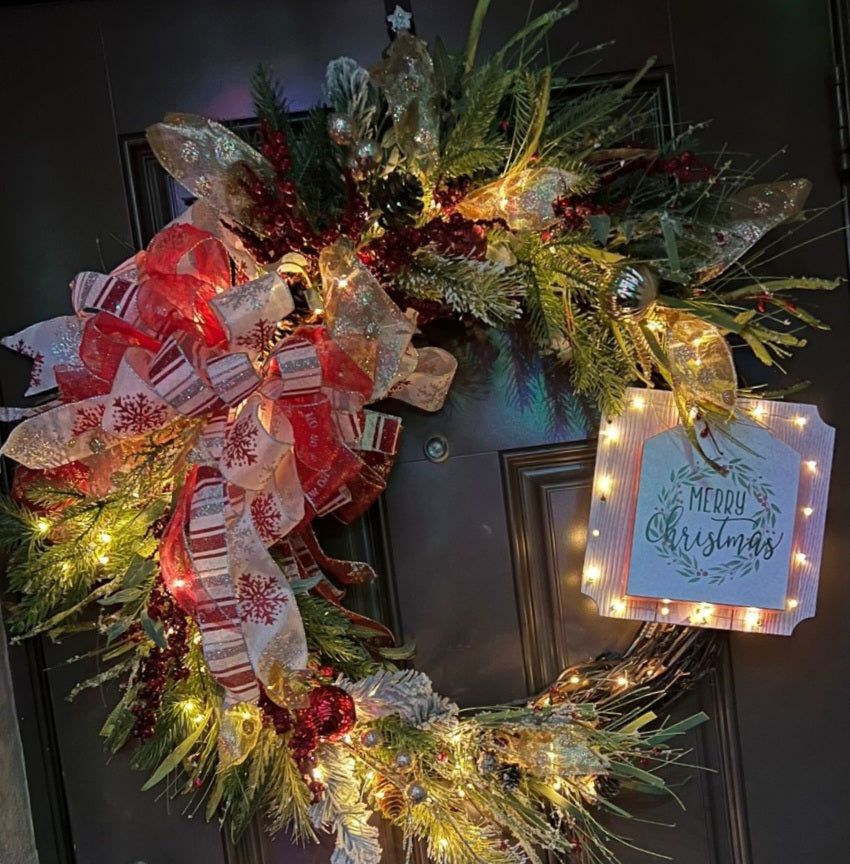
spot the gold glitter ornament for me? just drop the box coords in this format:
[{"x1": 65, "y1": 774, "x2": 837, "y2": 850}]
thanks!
[
  {"x1": 369, "y1": 31, "x2": 439, "y2": 170},
  {"x1": 606, "y1": 263, "x2": 659, "y2": 320},
  {"x1": 327, "y1": 112, "x2": 356, "y2": 146}
]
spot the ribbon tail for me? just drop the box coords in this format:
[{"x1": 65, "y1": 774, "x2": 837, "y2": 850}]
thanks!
[
  {"x1": 287, "y1": 529, "x2": 395, "y2": 647},
  {"x1": 662, "y1": 309, "x2": 737, "y2": 419}
]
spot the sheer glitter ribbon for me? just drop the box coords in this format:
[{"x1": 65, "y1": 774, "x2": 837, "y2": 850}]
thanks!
[
  {"x1": 663, "y1": 309, "x2": 737, "y2": 418},
  {"x1": 146, "y1": 114, "x2": 277, "y2": 236},
  {"x1": 456, "y1": 167, "x2": 589, "y2": 231}
]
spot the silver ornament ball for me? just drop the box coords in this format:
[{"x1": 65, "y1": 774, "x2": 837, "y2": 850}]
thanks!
[
  {"x1": 352, "y1": 139, "x2": 380, "y2": 171},
  {"x1": 361, "y1": 729, "x2": 383, "y2": 748},
  {"x1": 405, "y1": 782, "x2": 428, "y2": 804},
  {"x1": 394, "y1": 751, "x2": 413, "y2": 771},
  {"x1": 607, "y1": 263, "x2": 659, "y2": 320},
  {"x1": 328, "y1": 113, "x2": 355, "y2": 146}
]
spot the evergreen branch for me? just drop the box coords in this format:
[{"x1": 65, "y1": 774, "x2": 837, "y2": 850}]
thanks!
[
  {"x1": 251, "y1": 64, "x2": 291, "y2": 133},
  {"x1": 441, "y1": 57, "x2": 512, "y2": 177},
  {"x1": 509, "y1": 68, "x2": 552, "y2": 173},
  {"x1": 295, "y1": 592, "x2": 381, "y2": 679},
  {"x1": 396, "y1": 251, "x2": 524, "y2": 326}
]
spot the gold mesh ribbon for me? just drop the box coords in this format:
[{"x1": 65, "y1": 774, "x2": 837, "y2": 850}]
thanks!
[
  {"x1": 218, "y1": 702, "x2": 263, "y2": 769},
  {"x1": 663, "y1": 309, "x2": 736, "y2": 418},
  {"x1": 147, "y1": 114, "x2": 275, "y2": 235},
  {"x1": 456, "y1": 167, "x2": 587, "y2": 231},
  {"x1": 494, "y1": 725, "x2": 606, "y2": 777}
]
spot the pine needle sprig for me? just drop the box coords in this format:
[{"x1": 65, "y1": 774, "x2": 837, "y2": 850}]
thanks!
[
  {"x1": 440, "y1": 57, "x2": 512, "y2": 179},
  {"x1": 288, "y1": 107, "x2": 347, "y2": 230},
  {"x1": 395, "y1": 251, "x2": 524, "y2": 326},
  {"x1": 295, "y1": 591, "x2": 382, "y2": 679},
  {"x1": 251, "y1": 64, "x2": 292, "y2": 134}
]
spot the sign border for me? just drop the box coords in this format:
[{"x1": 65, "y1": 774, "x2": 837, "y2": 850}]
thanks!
[{"x1": 582, "y1": 388, "x2": 835, "y2": 635}]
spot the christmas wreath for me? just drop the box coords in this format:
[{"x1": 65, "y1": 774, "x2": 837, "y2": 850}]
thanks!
[{"x1": 0, "y1": 3, "x2": 837, "y2": 863}]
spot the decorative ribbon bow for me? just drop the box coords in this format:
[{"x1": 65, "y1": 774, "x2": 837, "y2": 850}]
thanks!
[{"x1": 1, "y1": 221, "x2": 456, "y2": 761}]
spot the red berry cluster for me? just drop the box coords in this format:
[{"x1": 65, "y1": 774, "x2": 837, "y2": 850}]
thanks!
[
  {"x1": 650, "y1": 150, "x2": 715, "y2": 183},
  {"x1": 258, "y1": 682, "x2": 356, "y2": 801},
  {"x1": 234, "y1": 121, "x2": 319, "y2": 265},
  {"x1": 236, "y1": 123, "x2": 371, "y2": 266},
  {"x1": 358, "y1": 212, "x2": 487, "y2": 281},
  {"x1": 551, "y1": 196, "x2": 611, "y2": 234},
  {"x1": 432, "y1": 179, "x2": 472, "y2": 216},
  {"x1": 130, "y1": 580, "x2": 191, "y2": 741}
]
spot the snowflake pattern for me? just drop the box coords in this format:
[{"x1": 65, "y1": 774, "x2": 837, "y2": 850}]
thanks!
[
  {"x1": 233, "y1": 259, "x2": 251, "y2": 286},
  {"x1": 236, "y1": 318, "x2": 278, "y2": 356},
  {"x1": 223, "y1": 417, "x2": 259, "y2": 468},
  {"x1": 237, "y1": 572, "x2": 288, "y2": 626},
  {"x1": 215, "y1": 276, "x2": 271, "y2": 312},
  {"x1": 110, "y1": 393, "x2": 170, "y2": 435},
  {"x1": 250, "y1": 493, "x2": 283, "y2": 544},
  {"x1": 13, "y1": 339, "x2": 44, "y2": 388},
  {"x1": 72, "y1": 403, "x2": 106, "y2": 436}
]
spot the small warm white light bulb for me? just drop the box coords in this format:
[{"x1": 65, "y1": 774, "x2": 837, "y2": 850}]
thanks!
[
  {"x1": 795, "y1": 551, "x2": 808, "y2": 565},
  {"x1": 584, "y1": 565, "x2": 601, "y2": 583},
  {"x1": 99, "y1": 532, "x2": 112, "y2": 544},
  {"x1": 751, "y1": 404, "x2": 767, "y2": 419},
  {"x1": 591, "y1": 528, "x2": 600, "y2": 538},
  {"x1": 598, "y1": 475, "x2": 613, "y2": 497},
  {"x1": 802, "y1": 506, "x2": 814, "y2": 517},
  {"x1": 786, "y1": 598, "x2": 799, "y2": 610},
  {"x1": 616, "y1": 675, "x2": 629, "y2": 688},
  {"x1": 691, "y1": 603, "x2": 713, "y2": 624},
  {"x1": 98, "y1": 554, "x2": 110, "y2": 566},
  {"x1": 568, "y1": 675, "x2": 581, "y2": 685},
  {"x1": 805, "y1": 460, "x2": 817, "y2": 472},
  {"x1": 611, "y1": 597, "x2": 627, "y2": 614},
  {"x1": 660, "y1": 604, "x2": 670, "y2": 616},
  {"x1": 743, "y1": 608, "x2": 761, "y2": 630},
  {"x1": 631, "y1": 395, "x2": 646, "y2": 410},
  {"x1": 35, "y1": 519, "x2": 50, "y2": 534},
  {"x1": 311, "y1": 766, "x2": 324, "y2": 782},
  {"x1": 601, "y1": 425, "x2": 619, "y2": 443},
  {"x1": 794, "y1": 415, "x2": 808, "y2": 428}
]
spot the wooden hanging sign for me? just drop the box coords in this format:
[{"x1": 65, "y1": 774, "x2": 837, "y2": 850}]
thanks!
[{"x1": 582, "y1": 388, "x2": 834, "y2": 634}]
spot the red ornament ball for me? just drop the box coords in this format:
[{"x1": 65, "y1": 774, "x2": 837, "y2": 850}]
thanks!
[{"x1": 308, "y1": 684, "x2": 356, "y2": 741}]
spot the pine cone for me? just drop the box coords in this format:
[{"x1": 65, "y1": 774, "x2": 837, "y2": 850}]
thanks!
[
  {"x1": 498, "y1": 763, "x2": 522, "y2": 792},
  {"x1": 373, "y1": 171, "x2": 424, "y2": 230},
  {"x1": 373, "y1": 775, "x2": 405, "y2": 819},
  {"x1": 593, "y1": 774, "x2": 622, "y2": 799}
]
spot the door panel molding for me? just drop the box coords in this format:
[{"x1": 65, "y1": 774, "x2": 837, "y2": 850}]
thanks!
[{"x1": 501, "y1": 441, "x2": 751, "y2": 864}]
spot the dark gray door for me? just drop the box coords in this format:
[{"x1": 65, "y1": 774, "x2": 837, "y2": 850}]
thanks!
[{"x1": 2, "y1": 2, "x2": 849, "y2": 864}]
